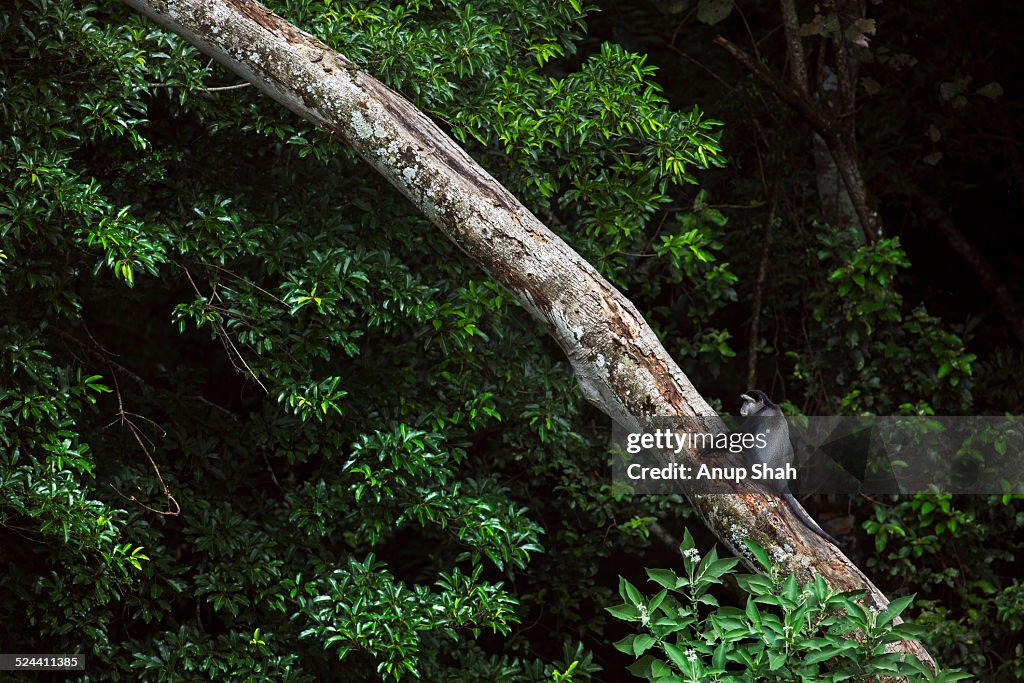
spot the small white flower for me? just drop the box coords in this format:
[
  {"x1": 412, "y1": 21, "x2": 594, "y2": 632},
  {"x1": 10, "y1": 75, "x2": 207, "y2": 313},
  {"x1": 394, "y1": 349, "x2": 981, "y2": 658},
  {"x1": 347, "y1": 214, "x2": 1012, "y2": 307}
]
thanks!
[
  {"x1": 683, "y1": 548, "x2": 702, "y2": 564},
  {"x1": 686, "y1": 648, "x2": 698, "y2": 662}
]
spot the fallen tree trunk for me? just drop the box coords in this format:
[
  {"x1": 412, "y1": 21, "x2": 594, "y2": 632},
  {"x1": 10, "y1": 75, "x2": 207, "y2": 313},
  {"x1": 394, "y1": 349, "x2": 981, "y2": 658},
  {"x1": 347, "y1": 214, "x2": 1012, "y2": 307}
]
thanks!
[{"x1": 120, "y1": 0, "x2": 935, "y2": 668}]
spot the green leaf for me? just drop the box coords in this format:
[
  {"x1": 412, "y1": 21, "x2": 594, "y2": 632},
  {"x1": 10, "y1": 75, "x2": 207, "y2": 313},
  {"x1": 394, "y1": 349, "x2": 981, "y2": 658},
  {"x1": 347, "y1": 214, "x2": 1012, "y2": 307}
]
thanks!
[
  {"x1": 647, "y1": 568, "x2": 680, "y2": 589},
  {"x1": 879, "y1": 594, "x2": 916, "y2": 626},
  {"x1": 744, "y1": 537, "x2": 771, "y2": 571}
]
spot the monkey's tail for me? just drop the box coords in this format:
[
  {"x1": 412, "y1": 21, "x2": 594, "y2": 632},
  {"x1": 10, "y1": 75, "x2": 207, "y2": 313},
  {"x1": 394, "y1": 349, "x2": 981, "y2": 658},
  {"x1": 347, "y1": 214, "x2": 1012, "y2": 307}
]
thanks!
[{"x1": 782, "y1": 494, "x2": 840, "y2": 546}]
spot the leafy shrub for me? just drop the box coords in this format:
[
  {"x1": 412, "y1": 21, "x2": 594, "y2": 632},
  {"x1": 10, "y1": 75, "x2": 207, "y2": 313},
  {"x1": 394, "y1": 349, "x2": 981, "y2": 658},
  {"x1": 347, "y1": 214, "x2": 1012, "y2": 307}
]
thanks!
[{"x1": 608, "y1": 529, "x2": 970, "y2": 682}]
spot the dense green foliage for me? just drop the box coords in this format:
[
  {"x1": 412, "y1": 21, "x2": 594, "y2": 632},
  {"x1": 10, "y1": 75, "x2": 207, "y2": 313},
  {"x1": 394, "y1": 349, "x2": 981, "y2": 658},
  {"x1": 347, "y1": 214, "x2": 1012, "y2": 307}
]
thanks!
[
  {"x1": 0, "y1": 0, "x2": 721, "y2": 679},
  {"x1": 2, "y1": 0, "x2": 1022, "y2": 680},
  {"x1": 609, "y1": 530, "x2": 968, "y2": 682}
]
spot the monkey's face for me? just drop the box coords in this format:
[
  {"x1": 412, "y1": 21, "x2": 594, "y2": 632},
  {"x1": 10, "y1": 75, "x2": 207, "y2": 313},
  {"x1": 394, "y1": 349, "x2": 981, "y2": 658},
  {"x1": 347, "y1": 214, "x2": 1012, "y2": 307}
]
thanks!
[
  {"x1": 739, "y1": 393, "x2": 758, "y2": 416},
  {"x1": 739, "y1": 390, "x2": 769, "y2": 416}
]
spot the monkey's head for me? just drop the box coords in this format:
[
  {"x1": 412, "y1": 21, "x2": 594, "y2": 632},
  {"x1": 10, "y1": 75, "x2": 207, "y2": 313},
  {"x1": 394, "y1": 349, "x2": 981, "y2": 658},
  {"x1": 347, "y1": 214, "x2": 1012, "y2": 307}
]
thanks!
[{"x1": 739, "y1": 389, "x2": 772, "y2": 416}]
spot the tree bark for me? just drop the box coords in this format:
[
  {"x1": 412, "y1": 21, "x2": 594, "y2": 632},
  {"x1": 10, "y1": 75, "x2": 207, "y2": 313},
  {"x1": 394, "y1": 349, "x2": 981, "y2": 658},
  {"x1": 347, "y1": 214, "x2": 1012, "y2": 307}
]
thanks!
[{"x1": 121, "y1": 0, "x2": 934, "y2": 668}]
